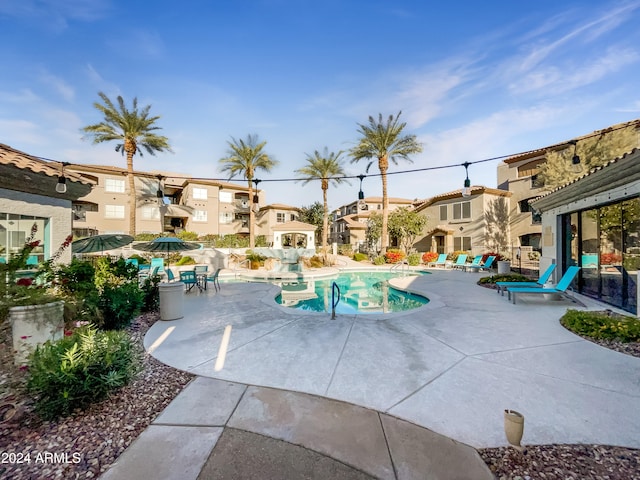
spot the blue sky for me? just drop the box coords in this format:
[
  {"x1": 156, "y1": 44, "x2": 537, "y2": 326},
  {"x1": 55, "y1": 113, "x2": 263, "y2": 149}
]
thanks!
[{"x1": 2, "y1": 0, "x2": 640, "y2": 209}]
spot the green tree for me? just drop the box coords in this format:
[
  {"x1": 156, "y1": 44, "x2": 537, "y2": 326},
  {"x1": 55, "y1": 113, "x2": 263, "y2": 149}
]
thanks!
[
  {"x1": 299, "y1": 202, "x2": 325, "y2": 245},
  {"x1": 350, "y1": 112, "x2": 423, "y2": 253},
  {"x1": 484, "y1": 197, "x2": 510, "y2": 256},
  {"x1": 83, "y1": 92, "x2": 172, "y2": 236},
  {"x1": 366, "y1": 211, "x2": 383, "y2": 254},
  {"x1": 539, "y1": 125, "x2": 638, "y2": 191},
  {"x1": 295, "y1": 148, "x2": 349, "y2": 253},
  {"x1": 219, "y1": 134, "x2": 278, "y2": 248},
  {"x1": 388, "y1": 207, "x2": 428, "y2": 253}
]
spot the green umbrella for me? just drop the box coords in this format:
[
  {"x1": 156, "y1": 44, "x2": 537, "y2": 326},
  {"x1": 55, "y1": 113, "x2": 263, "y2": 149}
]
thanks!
[
  {"x1": 133, "y1": 237, "x2": 200, "y2": 259},
  {"x1": 72, "y1": 234, "x2": 134, "y2": 254}
]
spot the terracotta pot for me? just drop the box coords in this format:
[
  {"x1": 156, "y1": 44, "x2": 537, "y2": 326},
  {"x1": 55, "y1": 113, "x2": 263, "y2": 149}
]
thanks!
[{"x1": 504, "y1": 409, "x2": 525, "y2": 450}]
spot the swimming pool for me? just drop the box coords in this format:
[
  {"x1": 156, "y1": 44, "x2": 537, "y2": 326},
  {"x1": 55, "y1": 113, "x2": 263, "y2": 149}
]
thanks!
[{"x1": 274, "y1": 271, "x2": 429, "y2": 314}]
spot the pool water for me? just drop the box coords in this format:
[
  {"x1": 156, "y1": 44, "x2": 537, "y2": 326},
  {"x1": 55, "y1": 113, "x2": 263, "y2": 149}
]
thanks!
[{"x1": 274, "y1": 271, "x2": 429, "y2": 314}]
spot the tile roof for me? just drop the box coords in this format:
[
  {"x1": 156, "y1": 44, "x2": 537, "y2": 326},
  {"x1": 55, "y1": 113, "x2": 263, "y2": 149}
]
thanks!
[{"x1": 414, "y1": 186, "x2": 510, "y2": 211}]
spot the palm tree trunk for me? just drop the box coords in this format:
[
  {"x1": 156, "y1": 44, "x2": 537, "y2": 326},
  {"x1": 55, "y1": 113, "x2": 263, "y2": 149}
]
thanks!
[
  {"x1": 379, "y1": 155, "x2": 389, "y2": 254},
  {"x1": 248, "y1": 178, "x2": 255, "y2": 249},
  {"x1": 126, "y1": 149, "x2": 136, "y2": 237},
  {"x1": 322, "y1": 185, "x2": 328, "y2": 255}
]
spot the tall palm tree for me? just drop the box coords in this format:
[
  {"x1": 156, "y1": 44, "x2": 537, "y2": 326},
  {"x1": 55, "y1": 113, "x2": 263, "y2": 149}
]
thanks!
[
  {"x1": 349, "y1": 112, "x2": 422, "y2": 253},
  {"x1": 82, "y1": 92, "x2": 172, "y2": 236},
  {"x1": 219, "y1": 134, "x2": 278, "y2": 248},
  {"x1": 295, "y1": 148, "x2": 349, "y2": 254}
]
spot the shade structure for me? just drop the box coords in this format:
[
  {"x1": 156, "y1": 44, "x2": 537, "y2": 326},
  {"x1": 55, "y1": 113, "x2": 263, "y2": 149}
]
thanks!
[
  {"x1": 72, "y1": 234, "x2": 134, "y2": 254},
  {"x1": 133, "y1": 237, "x2": 200, "y2": 257}
]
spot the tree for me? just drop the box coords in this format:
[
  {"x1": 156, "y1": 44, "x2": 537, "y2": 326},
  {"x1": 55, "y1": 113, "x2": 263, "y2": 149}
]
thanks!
[
  {"x1": 349, "y1": 112, "x2": 423, "y2": 254},
  {"x1": 366, "y1": 211, "x2": 383, "y2": 254},
  {"x1": 298, "y1": 202, "x2": 326, "y2": 245},
  {"x1": 295, "y1": 148, "x2": 349, "y2": 254},
  {"x1": 538, "y1": 124, "x2": 638, "y2": 191},
  {"x1": 83, "y1": 92, "x2": 172, "y2": 236},
  {"x1": 388, "y1": 207, "x2": 428, "y2": 253},
  {"x1": 484, "y1": 197, "x2": 510, "y2": 256},
  {"x1": 219, "y1": 134, "x2": 278, "y2": 248}
]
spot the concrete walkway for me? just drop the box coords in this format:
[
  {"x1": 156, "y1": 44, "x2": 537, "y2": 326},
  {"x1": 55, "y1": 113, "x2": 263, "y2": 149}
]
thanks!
[{"x1": 102, "y1": 268, "x2": 640, "y2": 479}]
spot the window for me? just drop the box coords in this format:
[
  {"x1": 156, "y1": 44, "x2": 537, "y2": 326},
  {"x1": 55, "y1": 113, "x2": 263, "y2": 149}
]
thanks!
[
  {"x1": 193, "y1": 210, "x2": 207, "y2": 222},
  {"x1": 290, "y1": 214, "x2": 296, "y2": 221},
  {"x1": 452, "y1": 201, "x2": 471, "y2": 220},
  {"x1": 531, "y1": 208, "x2": 542, "y2": 224},
  {"x1": 531, "y1": 174, "x2": 545, "y2": 189},
  {"x1": 439, "y1": 205, "x2": 447, "y2": 221},
  {"x1": 193, "y1": 187, "x2": 207, "y2": 200},
  {"x1": 105, "y1": 178, "x2": 125, "y2": 193},
  {"x1": 105, "y1": 205, "x2": 125, "y2": 219},
  {"x1": 277, "y1": 213, "x2": 285, "y2": 223},
  {"x1": 519, "y1": 199, "x2": 532, "y2": 213},
  {"x1": 219, "y1": 212, "x2": 233, "y2": 224},
  {"x1": 219, "y1": 191, "x2": 232, "y2": 203},
  {"x1": 141, "y1": 206, "x2": 160, "y2": 220},
  {"x1": 454, "y1": 236, "x2": 471, "y2": 251},
  {"x1": 517, "y1": 159, "x2": 544, "y2": 178}
]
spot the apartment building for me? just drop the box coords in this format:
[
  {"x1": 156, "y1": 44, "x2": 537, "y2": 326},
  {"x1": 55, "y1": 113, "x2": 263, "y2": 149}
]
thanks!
[
  {"x1": 413, "y1": 186, "x2": 511, "y2": 255},
  {"x1": 329, "y1": 196, "x2": 414, "y2": 248},
  {"x1": 498, "y1": 119, "x2": 640, "y2": 252},
  {"x1": 67, "y1": 164, "x2": 265, "y2": 238}
]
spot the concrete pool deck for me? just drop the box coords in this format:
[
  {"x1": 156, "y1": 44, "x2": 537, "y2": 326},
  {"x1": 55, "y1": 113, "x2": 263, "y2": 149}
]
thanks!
[{"x1": 102, "y1": 267, "x2": 640, "y2": 479}]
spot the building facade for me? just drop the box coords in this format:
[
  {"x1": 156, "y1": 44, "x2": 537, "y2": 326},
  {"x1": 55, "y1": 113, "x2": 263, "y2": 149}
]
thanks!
[{"x1": 531, "y1": 148, "x2": 640, "y2": 315}]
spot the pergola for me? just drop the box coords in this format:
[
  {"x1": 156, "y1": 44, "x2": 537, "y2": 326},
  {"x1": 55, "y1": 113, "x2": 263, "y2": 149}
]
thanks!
[{"x1": 271, "y1": 220, "x2": 316, "y2": 249}]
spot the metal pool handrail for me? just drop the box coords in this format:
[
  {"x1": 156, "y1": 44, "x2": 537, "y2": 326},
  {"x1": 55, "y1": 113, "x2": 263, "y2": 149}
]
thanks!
[
  {"x1": 390, "y1": 260, "x2": 409, "y2": 274},
  {"x1": 331, "y1": 281, "x2": 341, "y2": 320}
]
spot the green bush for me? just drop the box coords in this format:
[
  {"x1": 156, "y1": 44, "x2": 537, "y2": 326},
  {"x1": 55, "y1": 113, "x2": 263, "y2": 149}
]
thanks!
[
  {"x1": 338, "y1": 244, "x2": 354, "y2": 256},
  {"x1": 98, "y1": 282, "x2": 144, "y2": 330},
  {"x1": 407, "y1": 253, "x2": 421, "y2": 266},
  {"x1": 140, "y1": 275, "x2": 160, "y2": 312},
  {"x1": 560, "y1": 309, "x2": 640, "y2": 342},
  {"x1": 177, "y1": 231, "x2": 199, "y2": 241},
  {"x1": 176, "y1": 256, "x2": 196, "y2": 266},
  {"x1": 478, "y1": 274, "x2": 529, "y2": 284},
  {"x1": 134, "y1": 233, "x2": 161, "y2": 241},
  {"x1": 26, "y1": 326, "x2": 141, "y2": 420},
  {"x1": 353, "y1": 252, "x2": 367, "y2": 262},
  {"x1": 373, "y1": 255, "x2": 386, "y2": 265}
]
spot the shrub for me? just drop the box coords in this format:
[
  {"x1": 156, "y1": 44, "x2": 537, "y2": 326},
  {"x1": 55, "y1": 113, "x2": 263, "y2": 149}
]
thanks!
[
  {"x1": 176, "y1": 256, "x2": 196, "y2": 266},
  {"x1": 422, "y1": 252, "x2": 439, "y2": 264},
  {"x1": 134, "y1": 233, "x2": 160, "y2": 241},
  {"x1": 26, "y1": 325, "x2": 141, "y2": 420},
  {"x1": 309, "y1": 255, "x2": 324, "y2": 268},
  {"x1": 407, "y1": 253, "x2": 421, "y2": 266},
  {"x1": 98, "y1": 282, "x2": 144, "y2": 330},
  {"x1": 338, "y1": 244, "x2": 354, "y2": 256},
  {"x1": 527, "y1": 251, "x2": 540, "y2": 261},
  {"x1": 177, "y1": 231, "x2": 199, "y2": 241},
  {"x1": 560, "y1": 309, "x2": 640, "y2": 342},
  {"x1": 140, "y1": 275, "x2": 160, "y2": 312},
  {"x1": 373, "y1": 255, "x2": 386, "y2": 265},
  {"x1": 483, "y1": 252, "x2": 508, "y2": 262},
  {"x1": 384, "y1": 249, "x2": 405, "y2": 263},
  {"x1": 353, "y1": 252, "x2": 367, "y2": 262},
  {"x1": 478, "y1": 274, "x2": 529, "y2": 284}
]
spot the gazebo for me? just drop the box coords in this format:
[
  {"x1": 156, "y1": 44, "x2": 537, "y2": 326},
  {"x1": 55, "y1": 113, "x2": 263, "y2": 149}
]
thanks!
[{"x1": 271, "y1": 220, "x2": 316, "y2": 249}]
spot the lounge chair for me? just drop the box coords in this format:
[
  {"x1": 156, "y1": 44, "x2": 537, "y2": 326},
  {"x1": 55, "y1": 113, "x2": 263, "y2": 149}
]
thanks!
[
  {"x1": 427, "y1": 253, "x2": 448, "y2": 268},
  {"x1": 495, "y1": 264, "x2": 556, "y2": 296},
  {"x1": 507, "y1": 266, "x2": 581, "y2": 304},
  {"x1": 150, "y1": 257, "x2": 165, "y2": 274},
  {"x1": 139, "y1": 265, "x2": 160, "y2": 282},
  {"x1": 180, "y1": 270, "x2": 201, "y2": 292},
  {"x1": 450, "y1": 254, "x2": 468, "y2": 269},
  {"x1": 126, "y1": 258, "x2": 139, "y2": 268},
  {"x1": 465, "y1": 255, "x2": 496, "y2": 272}
]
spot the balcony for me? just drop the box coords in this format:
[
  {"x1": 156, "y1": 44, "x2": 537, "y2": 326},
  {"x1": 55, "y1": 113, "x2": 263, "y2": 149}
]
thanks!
[{"x1": 235, "y1": 200, "x2": 251, "y2": 211}]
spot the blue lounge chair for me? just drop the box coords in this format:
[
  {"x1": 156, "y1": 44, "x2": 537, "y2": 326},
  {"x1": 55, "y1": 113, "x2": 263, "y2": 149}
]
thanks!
[
  {"x1": 465, "y1": 255, "x2": 495, "y2": 272},
  {"x1": 165, "y1": 268, "x2": 176, "y2": 282},
  {"x1": 428, "y1": 253, "x2": 448, "y2": 268},
  {"x1": 126, "y1": 258, "x2": 139, "y2": 268},
  {"x1": 495, "y1": 264, "x2": 556, "y2": 296},
  {"x1": 450, "y1": 254, "x2": 468, "y2": 269},
  {"x1": 151, "y1": 257, "x2": 165, "y2": 273},
  {"x1": 507, "y1": 266, "x2": 581, "y2": 304}
]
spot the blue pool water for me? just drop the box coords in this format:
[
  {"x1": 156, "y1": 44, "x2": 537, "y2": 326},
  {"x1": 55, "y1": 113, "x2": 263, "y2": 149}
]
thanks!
[{"x1": 274, "y1": 271, "x2": 429, "y2": 314}]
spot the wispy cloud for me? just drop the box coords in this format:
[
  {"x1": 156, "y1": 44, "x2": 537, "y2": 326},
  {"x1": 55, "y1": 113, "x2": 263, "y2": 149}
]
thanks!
[
  {"x1": 39, "y1": 70, "x2": 75, "y2": 101},
  {"x1": 0, "y1": 0, "x2": 112, "y2": 30},
  {"x1": 105, "y1": 29, "x2": 165, "y2": 60}
]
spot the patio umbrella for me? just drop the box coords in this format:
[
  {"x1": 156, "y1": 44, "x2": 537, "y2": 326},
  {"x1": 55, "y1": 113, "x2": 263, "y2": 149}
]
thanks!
[
  {"x1": 133, "y1": 237, "x2": 200, "y2": 259},
  {"x1": 72, "y1": 234, "x2": 134, "y2": 254}
]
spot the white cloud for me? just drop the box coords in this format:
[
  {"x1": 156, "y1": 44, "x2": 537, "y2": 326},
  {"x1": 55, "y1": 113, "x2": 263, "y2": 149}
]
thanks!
[{"x1": 39, "y1": 71, "x2": 75, "y2": 101}]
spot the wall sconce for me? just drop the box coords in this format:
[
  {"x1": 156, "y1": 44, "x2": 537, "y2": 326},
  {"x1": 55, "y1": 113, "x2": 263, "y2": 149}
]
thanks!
[
  {"x1": 55, "y1": 162, "x2": 70, "y2": 194},
  {"x1": 461, "y1": 162, "x2": 471, "y2": 197},
  {"x1": 569, "y1": 140, "x2": 582, "y2": 173}
]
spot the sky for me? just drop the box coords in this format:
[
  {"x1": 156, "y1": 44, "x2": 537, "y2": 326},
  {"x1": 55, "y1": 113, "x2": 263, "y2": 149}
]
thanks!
[{"x1": 2, "y1": 0, "x2": 640, "y2": 210}]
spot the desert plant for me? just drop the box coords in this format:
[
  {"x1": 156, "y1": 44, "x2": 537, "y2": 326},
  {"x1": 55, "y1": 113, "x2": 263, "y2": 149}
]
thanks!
[
  {"x1": 26, "y1": 325, "x2": 141, "y2": 420},
  {"x1": 373, "y1": 255, "x2": 386, "y2": 265},
  {"x1": 308, "y1": 255, "x2": 325, "y2": 268},
  {"x1": 353, "y1": 252, "x2": 367, "y2": 262},
  {"x1": 560, "y1": 309, "x2": 640, "y2": 342},
  {"x1": 407, "y1": 253, "x2": 421, "y2": 266}
]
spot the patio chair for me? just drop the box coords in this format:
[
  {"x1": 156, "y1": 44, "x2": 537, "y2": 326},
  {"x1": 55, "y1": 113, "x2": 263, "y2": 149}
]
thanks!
[
  {"x1": 465, "y1": 255, "x2": 496, "y2": 272},
  {"x1": 139, "y1": 265, "x2": 160, "y2": 282},
  {"x1": 495, "y1": 264, "x2": 556, "y2": 296},
  {"x1": 165, "y1": 268, "x2": 176, "y2": 282},
  {"x1": 194, "y1": 265, "x2": 208, "y2": 274},
  {"x1": 427, "y1": 253, "x2": 448, "y2": 268},
  {"x1": 207, "y1": 267, "x2": 222, "y2": 291},
  {"x1": 26, "y1": 255, "x2": 39, "y2": 267},
  {"x1": 507, "y1": 266, "x2": 581, "y2": 304},
  {"x1": 449, "y1": 254, "x2": 468, "y2": 270},
  {"x1": 180, "y1": 270, "x2": 200, "y2": 292}
]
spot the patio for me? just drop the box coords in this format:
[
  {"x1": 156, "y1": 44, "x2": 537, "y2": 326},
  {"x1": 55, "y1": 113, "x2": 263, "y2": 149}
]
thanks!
[{"x1": 144, "y1": 268, "x2": 640, "y2": 449}]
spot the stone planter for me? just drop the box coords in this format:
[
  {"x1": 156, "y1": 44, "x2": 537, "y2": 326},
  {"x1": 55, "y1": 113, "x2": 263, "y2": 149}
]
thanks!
[
  {"x1": 10, "y1": 301, "x2": 64, "y2": 365},
  {"x1": 497, "y1": 260, "x2": 511, "y2": 274}
]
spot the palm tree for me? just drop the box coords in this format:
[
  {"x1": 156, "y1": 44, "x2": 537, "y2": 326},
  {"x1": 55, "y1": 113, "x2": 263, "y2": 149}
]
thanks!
[
  {"x1": 82, "y1": 92, "x2": 172, "y2": 236},
  {"x1": 295, "y1": 148, "x2": 349, "y2": 254},
  {"x1": 219, "y1": 134, "x2": 278, "y2": 248},
  {"x1": 349, "y1": 112, "x2": 422, "y2": 253}
]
